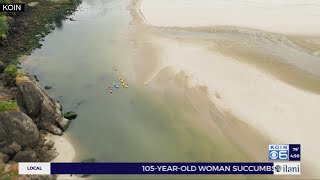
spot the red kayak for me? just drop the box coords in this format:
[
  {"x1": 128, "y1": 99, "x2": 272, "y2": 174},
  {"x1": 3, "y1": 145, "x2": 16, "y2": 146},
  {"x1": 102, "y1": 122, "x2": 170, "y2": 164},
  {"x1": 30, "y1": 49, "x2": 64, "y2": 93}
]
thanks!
[{"x1": 107, "y1": 87, "x2": 113, "y2": 93}]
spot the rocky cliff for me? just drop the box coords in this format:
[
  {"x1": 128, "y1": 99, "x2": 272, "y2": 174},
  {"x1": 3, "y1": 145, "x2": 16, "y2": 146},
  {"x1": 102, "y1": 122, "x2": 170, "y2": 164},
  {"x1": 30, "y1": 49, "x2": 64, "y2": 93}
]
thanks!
[{"x1": 0, "y1": 69, "x2": 71, "y2": 164}]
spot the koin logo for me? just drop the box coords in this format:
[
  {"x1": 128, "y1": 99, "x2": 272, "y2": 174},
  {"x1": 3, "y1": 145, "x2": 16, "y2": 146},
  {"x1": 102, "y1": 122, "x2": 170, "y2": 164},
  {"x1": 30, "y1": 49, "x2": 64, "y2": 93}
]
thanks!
[{"x1": 268, "y1": 145, "x2": 289, "y2": 161}]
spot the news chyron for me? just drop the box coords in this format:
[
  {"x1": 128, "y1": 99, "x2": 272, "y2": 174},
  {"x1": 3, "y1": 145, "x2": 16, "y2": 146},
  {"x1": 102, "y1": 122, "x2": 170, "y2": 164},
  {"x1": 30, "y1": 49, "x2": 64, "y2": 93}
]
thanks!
[
  {"x1": 0, "y1": 3, "x2": 25, "y2": 12},
  {"x1": 269, "y1": 144, "x2": 301, "y2": 175}
]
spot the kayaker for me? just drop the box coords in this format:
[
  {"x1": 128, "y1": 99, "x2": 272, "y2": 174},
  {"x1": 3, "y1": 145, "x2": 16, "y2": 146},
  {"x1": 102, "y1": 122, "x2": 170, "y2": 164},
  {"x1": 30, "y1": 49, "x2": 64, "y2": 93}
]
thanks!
[
  {"x1": 113, "y1": 83, "x2": 120, "y2": 89},
  {"x1": 107, "y1": 87, "x2": 113, "y2": 93}
]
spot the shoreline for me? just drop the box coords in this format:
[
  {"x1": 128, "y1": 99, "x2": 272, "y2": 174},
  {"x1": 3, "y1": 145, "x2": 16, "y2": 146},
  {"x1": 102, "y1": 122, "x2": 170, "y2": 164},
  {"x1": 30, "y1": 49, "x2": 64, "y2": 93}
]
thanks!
[
  {"x1": 47, "y1": 133, "x2": 78, "y2": 180},
  {"x1": 48, "y1": 133, "x2": 76, "y2": 163},
  {"x1": 0, "y1": 0, "x2": 81, "y2": 64},
  {"x1": 132, "y1": 0, "x2": 320, "y2": 178},
  {"x1": 0, "y1": 1, "x2": 81, "y2": 179}
]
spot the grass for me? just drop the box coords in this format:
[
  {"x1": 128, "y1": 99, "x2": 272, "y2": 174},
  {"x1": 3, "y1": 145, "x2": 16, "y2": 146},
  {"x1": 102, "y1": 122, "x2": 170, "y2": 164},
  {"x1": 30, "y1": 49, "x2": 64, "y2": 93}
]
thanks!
[
  {"x1": 0, "y1": 100, "x2": 18, "y2": 111},
  {"x1": 0, "y1": 13, "x2": 8, "y2": 38},
  {"x1": 1, "y1": 64, "x2": 26, "y2": 85},
  {"x1": 2, "y1": 64, "x2": 18, "y2": 81},
  {"x1": 0, "y1": 0, "x2": 10, "y2": 37}
]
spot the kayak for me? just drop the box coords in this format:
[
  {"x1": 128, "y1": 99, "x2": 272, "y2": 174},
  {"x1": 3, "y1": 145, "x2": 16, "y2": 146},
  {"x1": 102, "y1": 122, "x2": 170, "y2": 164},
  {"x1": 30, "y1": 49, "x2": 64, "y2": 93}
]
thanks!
[
  {"x1": 113, "y1": 83, "x2": 120, "y2": 89},
  {"x1": 122, "y1": 82, "x2": 128, "y2": 88},
  {"x1": 119, "y1": 78, "x2": 124, "y2": 83},
  {"x1": 107, "y1": 87, "x2": 113, "y2": 93}
]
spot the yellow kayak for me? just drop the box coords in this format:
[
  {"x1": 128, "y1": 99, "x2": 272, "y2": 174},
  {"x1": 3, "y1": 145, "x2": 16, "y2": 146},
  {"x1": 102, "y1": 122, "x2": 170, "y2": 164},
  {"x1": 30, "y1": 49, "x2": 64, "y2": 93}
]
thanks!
[
  {"x1": 119, "y1": 78, "x2": 124, "y2": 83},
  {"x1": 122, "y1": 82, "x2": 128, "y2": 88}
]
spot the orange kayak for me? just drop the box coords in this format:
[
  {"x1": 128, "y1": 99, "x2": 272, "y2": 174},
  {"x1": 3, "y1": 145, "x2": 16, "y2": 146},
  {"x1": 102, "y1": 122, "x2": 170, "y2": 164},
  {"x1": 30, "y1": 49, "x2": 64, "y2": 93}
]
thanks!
[{"x1": 122, "y1": 82, "x2": 128, "y2": 88}]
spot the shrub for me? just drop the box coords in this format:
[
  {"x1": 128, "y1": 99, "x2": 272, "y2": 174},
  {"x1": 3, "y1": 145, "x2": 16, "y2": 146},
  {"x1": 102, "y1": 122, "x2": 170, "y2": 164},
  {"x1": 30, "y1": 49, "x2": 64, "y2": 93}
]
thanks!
[
  {"x1": 3, "y1": 64, "x2": 18, "y2": 79},
  {"x1": 0, "y1": 0, "x2": 11, "y2": 37},
  {"x1": 0, "y1": 15, "x2": 8, "y2": 38},
  {"x1": 0, "y1": 100, "x2": 18, "y2": 111},
  {"x1": 1, "y1": 64, "x2": 25, "y2": 85}
]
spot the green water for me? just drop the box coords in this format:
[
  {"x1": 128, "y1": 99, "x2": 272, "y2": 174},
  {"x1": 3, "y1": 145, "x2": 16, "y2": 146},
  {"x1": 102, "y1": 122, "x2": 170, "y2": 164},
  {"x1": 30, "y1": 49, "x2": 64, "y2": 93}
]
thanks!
[{"x1": 20, "y1": 0, "x2": 270, "y2": 179}]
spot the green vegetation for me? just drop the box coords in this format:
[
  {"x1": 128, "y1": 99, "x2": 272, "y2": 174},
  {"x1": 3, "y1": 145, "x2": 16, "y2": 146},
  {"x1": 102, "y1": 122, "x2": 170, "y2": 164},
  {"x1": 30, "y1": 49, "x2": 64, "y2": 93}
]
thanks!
[
  {"x1": 0, "y1": 0, "x2": 82, "y2": 63},
  {"x1": 3, "y1": 64, "x2": 18, "y2": 80},
  {"x1": 1, "y1": 64, "x2": 25, "y2": 85},
  {"x1": 0, "y1": 0, "x2": 10, "y2": 37},
  {"x1": 0, "y1": 0, "x2": 11, "y2": 3},
  {"x1": 0, "y1": 100, "x2": 18, "y2": 111},
  {"x1": 0, "y1": 15, "x2": 8, "y2": 38},
  {"x1": 64, "y1": 111, "x2": 77, "y2": 120}
]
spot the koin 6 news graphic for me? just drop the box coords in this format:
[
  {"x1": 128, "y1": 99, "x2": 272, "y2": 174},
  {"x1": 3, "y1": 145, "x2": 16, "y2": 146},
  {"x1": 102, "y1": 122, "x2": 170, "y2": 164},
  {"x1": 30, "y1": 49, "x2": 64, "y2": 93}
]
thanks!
[{"x1": 268, "y1": 144, "x2": 300, "y2": 161}]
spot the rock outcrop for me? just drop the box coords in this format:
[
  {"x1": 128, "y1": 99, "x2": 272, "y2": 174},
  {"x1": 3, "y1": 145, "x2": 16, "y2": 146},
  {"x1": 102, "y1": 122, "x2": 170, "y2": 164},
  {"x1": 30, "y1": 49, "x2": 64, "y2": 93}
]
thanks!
[
  {"x1": 0, "y1": 152, "x2": 9, "y2": 163},
  {"x1": 0, "y1": 86, "x2": 13, "y2": 101},
  {"x1": 0, "y1": 70, "x2": 75, "y2": 165},
  {"x1": 16, "y1": 72, "x2": 71, "y2": 135},
  {"x1": 12, "y1": 149, "x2": 37, "y2": 162},
  {"x1": 0, "y1": 111, "x2": 40, "y2": 148}
]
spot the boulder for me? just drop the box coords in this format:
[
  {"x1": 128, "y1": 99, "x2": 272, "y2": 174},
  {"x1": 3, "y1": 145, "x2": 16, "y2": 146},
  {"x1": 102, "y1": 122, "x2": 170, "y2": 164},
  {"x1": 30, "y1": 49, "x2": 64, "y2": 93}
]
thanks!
[
  {"x1": 33, "y1": 75, "x2": 39, "y2": 82},
  {"x1": 12, "y1": 149, "x2": 37, "y2": 162},
  {"x1": 55, "y1": 108, "x2": 62, "y2": 117},
  {"x1": 19, "y1": 106, "x2": 28, "y2": 114},
  {"x1": 44, "y1": 85, "x2": 52, "y2": 90},
  {"x1": 38, "y1": 122, "x2": 62, "y2": 136},
  {"x1": 37, "y1": 138, "x2": 45, "y2": 147},
  {"x1": 40, "y1": 99, "x2": 66, "y2": 130},
  {"x1": 48, "y1": 125, "x2": 62, "y2": 136},
  {"x1": 14, "y1": 90, "x2": 26, "y2": 110},
  {"x1": 0, "y1": 126, "x2": 5, "y2": 146},
  {"x1": 37, "y1": 148, "x2": 58, "y2": 162},
  {"x1": 44, "y1": 140, "x2": 55, "y2": 149},
  {"x1": 16, "y1": 75, "x2": 68, "y2": 132},
  {"x1": 15, "y1": 76, "x2": 44, "y2": 117},
  {"x1": 57, "y1": 118, "x2": 71, "y2": 131},
  {"x1": 0, "y1": 147, "x2": 14, "y2": 156},
  {"x1": 0, "y1": 152, "x2": 9, "y2": 163},
  {"x1": 0, "y1": 86, "x2": 13, "y2": 101},
  {"x1": 8, "y1": 142, "x2": 21, "y2": 153},
  {"x1": 0, "y1": 111, "x2": 40, "y2": 148},
  {"x1": 55, "y1": 102, "x2": 62, "y2": 111},
  {"x1": 64, "y1": 111, "x2": 77, "y2": 120}
]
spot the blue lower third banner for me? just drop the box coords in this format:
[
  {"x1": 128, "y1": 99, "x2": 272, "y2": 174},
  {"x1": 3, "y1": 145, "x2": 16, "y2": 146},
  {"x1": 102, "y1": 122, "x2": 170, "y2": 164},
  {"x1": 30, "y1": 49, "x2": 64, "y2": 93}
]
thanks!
[{"x1": 19, "y1": 162, "x2": 277, "y2": 175}]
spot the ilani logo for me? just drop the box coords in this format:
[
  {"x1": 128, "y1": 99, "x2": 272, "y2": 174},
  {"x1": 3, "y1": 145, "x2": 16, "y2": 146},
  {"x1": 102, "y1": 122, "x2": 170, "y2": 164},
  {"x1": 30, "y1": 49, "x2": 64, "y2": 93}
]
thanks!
[
  {"x1": 269, "y1": 144, "x2": 289, "y2": 161},
  {"x1": 273, "y1": 162, "x2": 301, "y2": 175}
]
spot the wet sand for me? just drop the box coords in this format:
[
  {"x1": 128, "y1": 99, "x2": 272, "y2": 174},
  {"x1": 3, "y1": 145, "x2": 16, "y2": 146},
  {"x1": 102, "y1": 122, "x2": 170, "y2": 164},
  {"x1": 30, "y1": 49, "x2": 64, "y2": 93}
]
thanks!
[
  {"x1": 131, "y1": 0, "x2": 320, "y2": 178},
  {"x1": 46, "y1": 133, "x2": 77, "y2": 179},
  {"x1": 140, "y1": 0, "x2": 320, "y2": 35}
]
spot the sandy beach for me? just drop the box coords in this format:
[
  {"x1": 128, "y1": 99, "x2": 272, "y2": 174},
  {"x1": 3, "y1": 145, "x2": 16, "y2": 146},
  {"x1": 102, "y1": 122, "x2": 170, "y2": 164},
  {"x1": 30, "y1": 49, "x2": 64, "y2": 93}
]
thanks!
[
  {"x1": 132, "y1": 0, "x2": 320, "y2": 178},
  {"x1": 46, "y1": 133, "x2": 77, "y2": 179},
  {"x1": 47, "y1": 134, "x2": 75, "y2": 163},
  {"x1": 140, "y1": 0, "x2": 320, "y2": 35}
]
